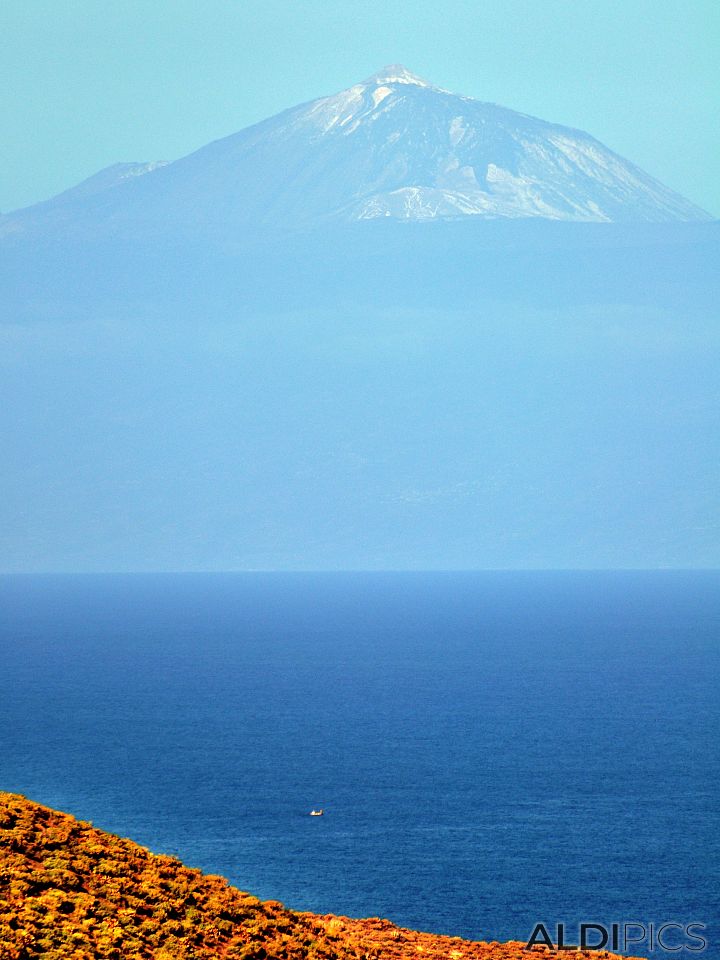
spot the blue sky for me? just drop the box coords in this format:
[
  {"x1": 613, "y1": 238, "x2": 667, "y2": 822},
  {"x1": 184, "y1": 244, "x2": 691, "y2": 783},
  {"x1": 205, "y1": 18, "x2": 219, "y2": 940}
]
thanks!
[{"x1": 2, "y1": 0, "x2": 718, "y2": 215}]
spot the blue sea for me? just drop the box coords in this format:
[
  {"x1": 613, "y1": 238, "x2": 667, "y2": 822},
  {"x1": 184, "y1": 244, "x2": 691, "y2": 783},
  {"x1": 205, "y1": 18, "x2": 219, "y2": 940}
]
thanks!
[{"x1": 1, "y1": 572, "x2": 718, "y2": 956}]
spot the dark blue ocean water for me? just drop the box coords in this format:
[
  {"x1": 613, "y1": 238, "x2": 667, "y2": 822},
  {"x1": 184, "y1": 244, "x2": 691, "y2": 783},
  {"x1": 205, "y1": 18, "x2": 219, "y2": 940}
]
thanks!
[{"x1": 1, "y1": 572, "x2": 718, "y2": 956}]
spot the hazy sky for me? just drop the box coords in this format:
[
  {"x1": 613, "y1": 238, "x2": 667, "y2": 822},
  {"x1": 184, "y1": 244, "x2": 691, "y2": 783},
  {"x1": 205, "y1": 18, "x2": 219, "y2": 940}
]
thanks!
[{"x1": 2, "y1": 0, "x2": 718, "y2": 215}]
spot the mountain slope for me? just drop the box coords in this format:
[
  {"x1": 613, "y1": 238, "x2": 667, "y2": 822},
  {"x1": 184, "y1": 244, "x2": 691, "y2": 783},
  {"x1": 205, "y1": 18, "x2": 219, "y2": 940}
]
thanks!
[
  {"x1": 1, "y1": 65, "x2": 710, "y2": 239},
  {"x1": 0, "y1": 792, "x2": 647, "y2": 960}
]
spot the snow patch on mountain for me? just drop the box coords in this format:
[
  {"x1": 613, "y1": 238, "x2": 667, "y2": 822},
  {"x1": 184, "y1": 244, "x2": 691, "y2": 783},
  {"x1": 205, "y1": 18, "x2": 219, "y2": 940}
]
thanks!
[{"x1": 372, "y1": 86, "x2": 394, "y2": 107}]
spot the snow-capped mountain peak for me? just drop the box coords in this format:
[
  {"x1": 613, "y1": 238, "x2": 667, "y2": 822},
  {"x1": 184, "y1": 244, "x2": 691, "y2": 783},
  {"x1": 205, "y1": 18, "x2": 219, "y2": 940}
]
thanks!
[{"x1": 2, "y1": 67, "x2": 711, "y2": 237}]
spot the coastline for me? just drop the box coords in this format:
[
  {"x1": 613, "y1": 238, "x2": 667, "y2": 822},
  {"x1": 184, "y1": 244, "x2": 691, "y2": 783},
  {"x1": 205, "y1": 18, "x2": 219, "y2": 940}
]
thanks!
[{"x1": 0, "y1": 791, "x2": 647, "y2": 959}]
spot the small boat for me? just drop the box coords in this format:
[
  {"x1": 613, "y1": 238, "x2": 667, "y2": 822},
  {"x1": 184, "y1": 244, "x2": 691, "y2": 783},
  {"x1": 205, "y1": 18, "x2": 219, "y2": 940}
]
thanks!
[{"x1": 309, "y1": 809, "x2": 324, "y2": 816}]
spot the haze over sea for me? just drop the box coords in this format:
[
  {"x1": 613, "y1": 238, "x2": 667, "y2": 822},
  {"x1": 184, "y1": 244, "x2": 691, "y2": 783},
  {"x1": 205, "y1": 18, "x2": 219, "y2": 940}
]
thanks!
[{"x1": 1, "y1": 571, "x2": 718, "y2": 955}]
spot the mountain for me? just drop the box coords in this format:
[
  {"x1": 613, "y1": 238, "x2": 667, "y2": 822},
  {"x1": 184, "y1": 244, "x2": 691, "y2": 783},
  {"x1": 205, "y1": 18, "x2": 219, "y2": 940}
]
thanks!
[
  {"x1": 0, "y1": 68, "x2": 717, "y2": 572},
  {"x1": 0, "y1": 791, "x2": 647, "y2": 960},
  {"x1": 0, "y1": 64, "x2": 710, "y2": 240}
]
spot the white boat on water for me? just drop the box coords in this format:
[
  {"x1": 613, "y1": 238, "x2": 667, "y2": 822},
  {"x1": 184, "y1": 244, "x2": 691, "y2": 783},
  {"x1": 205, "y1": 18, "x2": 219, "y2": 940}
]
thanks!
[{"x1": 309, "y1": 809, "x2": 324, "y2": 816}]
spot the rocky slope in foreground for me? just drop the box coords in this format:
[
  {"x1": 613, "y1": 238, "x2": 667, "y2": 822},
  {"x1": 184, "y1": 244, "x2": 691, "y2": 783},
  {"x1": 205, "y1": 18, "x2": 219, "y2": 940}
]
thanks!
[{"x1": 0, "y1": 792, "x2": 645, "y2": 960}]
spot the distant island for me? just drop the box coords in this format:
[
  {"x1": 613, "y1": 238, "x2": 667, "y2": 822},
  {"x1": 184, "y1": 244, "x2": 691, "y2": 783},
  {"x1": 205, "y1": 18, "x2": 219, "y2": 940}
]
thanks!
[
  {"x1": 2, "y1": 63, "x2": 709, "y2": 237},
  {"x1": 0, "y1": 791, "x2": 647, "y2": 959},
  {"x1": 1, "y1": 64, "x2": 717, "y2": 572}
]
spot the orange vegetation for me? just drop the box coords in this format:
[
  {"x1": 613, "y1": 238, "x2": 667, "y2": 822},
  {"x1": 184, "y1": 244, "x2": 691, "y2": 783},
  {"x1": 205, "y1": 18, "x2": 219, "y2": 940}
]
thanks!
[{"x1": 0, "y1": 792, "x2": 646, "y2": 960}]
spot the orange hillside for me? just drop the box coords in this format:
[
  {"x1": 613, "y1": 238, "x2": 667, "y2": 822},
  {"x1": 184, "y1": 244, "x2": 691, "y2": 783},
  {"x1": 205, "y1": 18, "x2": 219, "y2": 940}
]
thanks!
[{"x1": 0, "y1": 792, "x2": 646, "y2": 960}]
